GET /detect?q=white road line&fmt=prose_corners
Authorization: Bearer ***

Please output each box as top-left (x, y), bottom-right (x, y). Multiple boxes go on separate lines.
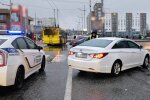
top-left (64, 68), bottom-right (73, 100)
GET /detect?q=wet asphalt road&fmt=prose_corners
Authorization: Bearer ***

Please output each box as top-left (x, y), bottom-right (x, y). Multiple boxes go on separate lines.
top-left (0, 45), bottom-right (150, 100)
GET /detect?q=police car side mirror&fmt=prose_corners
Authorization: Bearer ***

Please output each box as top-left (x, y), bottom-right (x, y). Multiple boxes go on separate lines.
top-left (37, 46), bottom-right (43, 51)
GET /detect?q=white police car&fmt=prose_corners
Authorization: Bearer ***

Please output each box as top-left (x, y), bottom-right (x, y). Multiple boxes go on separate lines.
top-left (0, 32), bottom-right (45, 89)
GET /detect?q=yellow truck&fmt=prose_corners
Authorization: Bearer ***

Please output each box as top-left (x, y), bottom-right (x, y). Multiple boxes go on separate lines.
top-left (42, 27), bottom-right (67, 45)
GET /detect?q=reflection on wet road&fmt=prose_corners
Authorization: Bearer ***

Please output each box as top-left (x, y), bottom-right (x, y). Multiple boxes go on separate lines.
top-left (44, 45), bottom-right (67, 54)
top-left (44, 45), bottom-right (68, 63)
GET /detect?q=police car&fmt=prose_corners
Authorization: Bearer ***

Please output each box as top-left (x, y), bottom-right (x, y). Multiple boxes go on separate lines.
top-left (0, 30), bottom-right (45, 89)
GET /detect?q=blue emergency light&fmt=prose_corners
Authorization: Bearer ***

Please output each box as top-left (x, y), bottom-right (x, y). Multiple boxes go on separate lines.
top-left (7, 30), bottom-right (25, 35)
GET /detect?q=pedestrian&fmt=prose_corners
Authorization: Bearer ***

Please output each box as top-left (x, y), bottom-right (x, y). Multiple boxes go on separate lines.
top-left (73, 35), bottom-right (76, 39)
top-left (91, 31), bottom-right (97, 39)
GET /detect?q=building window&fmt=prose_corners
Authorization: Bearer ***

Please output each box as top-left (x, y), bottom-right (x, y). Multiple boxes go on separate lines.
top-left (98, 8), bottom-right (101, 10)
top-left (0, 15), bottom-right (7, 21)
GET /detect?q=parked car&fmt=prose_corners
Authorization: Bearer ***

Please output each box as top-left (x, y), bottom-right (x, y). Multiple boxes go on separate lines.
top-left (70, 36), bottom-right (89, 47)
top-left (68, 37), bottom-right (149, 76)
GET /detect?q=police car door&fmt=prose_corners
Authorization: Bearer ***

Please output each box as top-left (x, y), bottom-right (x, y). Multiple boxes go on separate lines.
top-left (13, 37), bottom-right (34, 73)
top-left (24, 37), bottom-right (42, 69)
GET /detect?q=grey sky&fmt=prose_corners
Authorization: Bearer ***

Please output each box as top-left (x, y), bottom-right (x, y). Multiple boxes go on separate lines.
top-left (1, 0), bottom-right (150, 29)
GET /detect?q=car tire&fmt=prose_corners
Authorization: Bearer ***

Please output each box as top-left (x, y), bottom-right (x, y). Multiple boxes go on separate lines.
top-left (39, 56), bottom-right (46, 72)
top-left (142, 56), bottom-right (149, 68)
top-left (111, 61), bottom-right (122, 76)
top-left (14, 67), bottom-right (24, 89)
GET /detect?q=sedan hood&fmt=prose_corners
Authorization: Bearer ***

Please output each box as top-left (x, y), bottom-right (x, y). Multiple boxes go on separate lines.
top-left (70, 46), bottom-right (107, 54)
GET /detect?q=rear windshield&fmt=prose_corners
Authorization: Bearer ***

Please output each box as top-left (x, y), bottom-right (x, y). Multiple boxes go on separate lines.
top-left (44, 29), bottom-right (53, 35)
top-left (0, 39), bottom-right (7, 45)
top-left (79, 39), bottom-right (112, 48)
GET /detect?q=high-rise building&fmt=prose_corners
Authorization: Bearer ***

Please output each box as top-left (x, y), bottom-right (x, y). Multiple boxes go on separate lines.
top-left (118, 13), bottom-right (126, 32)
top-left (126, 13), bottom-right (132, 34)
top-left (104, 13), bottom-right (111, 33)
top-left (104, 12), bottom-right (147, 37)
top-left (140, 13), bottom-right (147, 35)
top-left (111, 13), bottom-right (118, 36)
top-left (87, 1), bottom-right (147, 36)
top-left (94, 0), bottom-right (104, 20)
top-left (132, 13), bottom-right (140, 32)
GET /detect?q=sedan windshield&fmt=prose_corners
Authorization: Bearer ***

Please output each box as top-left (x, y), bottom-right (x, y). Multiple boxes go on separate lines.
top-left (79, 39), bottom-right (112, 48)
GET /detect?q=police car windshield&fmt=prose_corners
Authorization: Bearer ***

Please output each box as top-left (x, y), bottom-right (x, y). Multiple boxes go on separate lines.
top-left (0, 39), bottom-right (7, 45)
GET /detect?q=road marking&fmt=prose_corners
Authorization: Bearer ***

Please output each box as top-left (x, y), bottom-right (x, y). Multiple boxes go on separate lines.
top-left (64, 68), bottom-right (73, 100)
top-left (51, 54), bottom-right (67, 63)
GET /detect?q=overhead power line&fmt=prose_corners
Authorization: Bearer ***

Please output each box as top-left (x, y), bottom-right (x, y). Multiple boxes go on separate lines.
top-left (48, 0), bottom-right (58, 9)
top-left (46, 0), bottom-right (54, 9)
top-left (45, 0), bottom-right (60, 27)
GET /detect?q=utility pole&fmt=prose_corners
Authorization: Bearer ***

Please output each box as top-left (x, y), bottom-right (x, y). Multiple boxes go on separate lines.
top-left (10, 0), bottom-right (12, 30)
top-left (57, 9), bottom-right (59, 27)
top-left (54, 9), bottom-right (56, 27)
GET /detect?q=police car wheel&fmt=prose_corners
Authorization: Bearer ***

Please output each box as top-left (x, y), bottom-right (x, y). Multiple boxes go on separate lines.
top-left (39, 56), bottom-right (46, 72)
top-left (14, 67), bottom-right (24, 89)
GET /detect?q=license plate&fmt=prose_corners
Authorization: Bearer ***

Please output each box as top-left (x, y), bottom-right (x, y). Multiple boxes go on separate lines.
top-left (76, 53), bottom-right (87, 58)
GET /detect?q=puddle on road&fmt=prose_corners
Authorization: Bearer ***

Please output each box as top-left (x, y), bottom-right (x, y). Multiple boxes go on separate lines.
top-left (44, 45), bottom-right (67, 52)
top-left (44, 45), bottom-right (68, 63)
top-left (51, 54), bottom-right (67, 63)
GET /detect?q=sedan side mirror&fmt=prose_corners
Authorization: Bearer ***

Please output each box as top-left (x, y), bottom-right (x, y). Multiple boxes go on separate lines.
top-left (139, 45), bottom-right (143, 49)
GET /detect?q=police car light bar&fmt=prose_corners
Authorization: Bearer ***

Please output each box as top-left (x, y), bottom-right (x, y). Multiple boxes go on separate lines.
top-left (8, 31), bottom-right (24, 34)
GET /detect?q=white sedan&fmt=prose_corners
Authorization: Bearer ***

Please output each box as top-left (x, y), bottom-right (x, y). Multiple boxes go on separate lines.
top-left (68, 37), bottom-right (149, 76)
top-left (0, 35), bottom-right (45, 89)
